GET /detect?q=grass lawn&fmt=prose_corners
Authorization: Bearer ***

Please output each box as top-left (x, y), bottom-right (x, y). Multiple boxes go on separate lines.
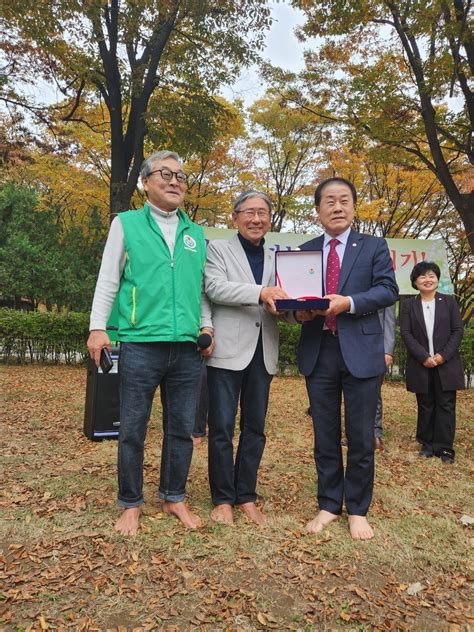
top-left (1, 365), bottom-right (473, 631)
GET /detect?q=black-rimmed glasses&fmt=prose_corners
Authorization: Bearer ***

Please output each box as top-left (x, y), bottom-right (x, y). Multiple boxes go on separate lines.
top-left (148, 168), bottom-right (187, 184)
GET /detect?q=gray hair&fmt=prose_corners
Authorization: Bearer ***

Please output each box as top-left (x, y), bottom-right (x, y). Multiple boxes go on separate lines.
top-left (233, 190), bottom-right (272, 213)
top-left (140, 150), bottom-right (183, 178)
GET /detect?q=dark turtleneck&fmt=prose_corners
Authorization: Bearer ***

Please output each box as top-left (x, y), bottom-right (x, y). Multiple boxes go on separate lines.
top-left (238, 232), bottom-right (265, 284)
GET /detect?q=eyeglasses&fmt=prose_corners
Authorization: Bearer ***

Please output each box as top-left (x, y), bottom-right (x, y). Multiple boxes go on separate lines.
top-left (235, 208), bottom-right (271, 219)
top-left (148, 168), bottom-right (187, 184)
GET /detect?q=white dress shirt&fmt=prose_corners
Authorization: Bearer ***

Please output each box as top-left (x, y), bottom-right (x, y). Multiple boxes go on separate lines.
top-left (322, 227), bottom-right (355, 313)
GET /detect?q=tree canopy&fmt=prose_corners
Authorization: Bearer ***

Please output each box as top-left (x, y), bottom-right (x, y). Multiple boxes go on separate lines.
top-left (248, 91), bottom-right (327, 231)
top-left (289, 0), bottom-right (473, 251)
top-left (1, 0), bottom-right (272, 218)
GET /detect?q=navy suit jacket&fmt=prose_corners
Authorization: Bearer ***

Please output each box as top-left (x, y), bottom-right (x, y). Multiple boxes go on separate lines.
top-left (297, 230), bottom-right (398, 378)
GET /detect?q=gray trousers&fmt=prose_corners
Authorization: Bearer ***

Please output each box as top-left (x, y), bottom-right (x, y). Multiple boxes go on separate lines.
top-left (374, 373), bottom-right (385, 438)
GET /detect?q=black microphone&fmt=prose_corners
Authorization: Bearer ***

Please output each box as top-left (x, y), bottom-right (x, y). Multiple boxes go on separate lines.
top-left (197, 333), bottom-right (213, 350)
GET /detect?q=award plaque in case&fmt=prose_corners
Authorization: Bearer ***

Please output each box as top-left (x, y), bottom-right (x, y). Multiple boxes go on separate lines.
top-left (274, 250), bottom-right (330, 311)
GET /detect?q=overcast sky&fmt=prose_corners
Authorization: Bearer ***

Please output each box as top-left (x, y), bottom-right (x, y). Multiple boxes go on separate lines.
top-left (221, 2), bottom-right (312, 105)
top-left (24, 2), bottom-right (310, 108)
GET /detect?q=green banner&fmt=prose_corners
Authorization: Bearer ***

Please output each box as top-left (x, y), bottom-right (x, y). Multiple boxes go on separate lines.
top-left (203, 228), bottom-right (453, 295)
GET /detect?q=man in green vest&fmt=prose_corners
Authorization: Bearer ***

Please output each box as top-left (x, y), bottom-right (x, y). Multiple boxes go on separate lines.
top-left (87, 150), bottom-right (213, 535)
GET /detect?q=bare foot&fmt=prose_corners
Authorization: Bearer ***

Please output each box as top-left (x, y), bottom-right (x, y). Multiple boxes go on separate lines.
top-left (348, 515), bottom-right (374, 540)
top-left (162, 501), bottom-right (203, 529)
top-left (305, 510), bottom-right (339, 534)
top-left (237, 502), bottom-right (267, 525)
top-left (114, 507), bottom-right (141, 536)
top-left (210, 504), bottom-right (234, 525)
top-left (192, 436), bottom-right (203, 447)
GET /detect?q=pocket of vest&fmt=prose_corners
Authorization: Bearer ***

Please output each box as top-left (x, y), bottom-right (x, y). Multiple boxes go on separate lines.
top-left (131, 286), bottom-right (137, 326)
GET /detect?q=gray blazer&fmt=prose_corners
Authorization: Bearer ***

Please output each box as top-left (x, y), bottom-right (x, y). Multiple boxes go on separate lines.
top-left (379, 304), bottom-right (396, 356)
top-left (204, 234), bottom-right (279, 374)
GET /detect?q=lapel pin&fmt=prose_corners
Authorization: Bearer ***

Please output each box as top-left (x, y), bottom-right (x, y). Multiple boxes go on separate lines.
top-left (352, 242), bottom-right (357, 247)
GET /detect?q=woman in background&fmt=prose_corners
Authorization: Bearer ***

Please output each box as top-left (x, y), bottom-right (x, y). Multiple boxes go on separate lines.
top-left (400, 262), bottom-right (464, 464)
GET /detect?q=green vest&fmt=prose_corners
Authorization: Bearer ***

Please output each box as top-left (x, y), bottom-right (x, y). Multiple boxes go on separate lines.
top-left (116, 204), bottom-right (206, 343)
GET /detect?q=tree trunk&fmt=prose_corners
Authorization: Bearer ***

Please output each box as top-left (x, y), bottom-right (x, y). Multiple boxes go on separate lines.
top-left (110, 180), bottom-right (131, 221)
top-left (455, 191), bottom-right (474, 254)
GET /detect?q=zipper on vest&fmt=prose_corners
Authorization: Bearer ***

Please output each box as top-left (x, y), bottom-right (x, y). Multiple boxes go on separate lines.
top-left (171, 257), bottom-right (177, 337)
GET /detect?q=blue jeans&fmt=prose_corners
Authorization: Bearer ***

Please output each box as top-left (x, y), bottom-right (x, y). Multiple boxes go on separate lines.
top-left (117, 341), bottom-right (201, 507)
top-left (192, 363), bottom-right (208, 438)
top-left (207, 337), bottom-right (273, 506)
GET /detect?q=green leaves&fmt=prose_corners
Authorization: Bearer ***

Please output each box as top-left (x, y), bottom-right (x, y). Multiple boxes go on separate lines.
top-left (0, 182), bottom-right (107, 312)
top-left (0, 308), bottom-right (89, 363)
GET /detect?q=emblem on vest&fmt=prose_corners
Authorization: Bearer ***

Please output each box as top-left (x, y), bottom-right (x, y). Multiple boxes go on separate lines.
top-left (183, 235), bottom-right (197, 252)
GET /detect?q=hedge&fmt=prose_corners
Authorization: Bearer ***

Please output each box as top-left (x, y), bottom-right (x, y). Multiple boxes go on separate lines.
top-left (1, 309), bottom-right (472, 388)
top-left (0, 308), bottom-right (89, 364)
top-left (278, 320), bottom-right (473, 387)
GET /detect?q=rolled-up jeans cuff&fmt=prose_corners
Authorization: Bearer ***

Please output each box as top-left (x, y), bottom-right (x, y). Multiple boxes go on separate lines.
top-left (117, 498), bottom-right (144, 509)
top-left (158, 490), bottom-right (185, 503)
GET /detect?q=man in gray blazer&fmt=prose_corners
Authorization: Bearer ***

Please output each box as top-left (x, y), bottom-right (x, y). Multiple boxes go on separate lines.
top-left (374, 304), bottom-right (396, 451)
top-left (204, 190), bottom-right (288, 525)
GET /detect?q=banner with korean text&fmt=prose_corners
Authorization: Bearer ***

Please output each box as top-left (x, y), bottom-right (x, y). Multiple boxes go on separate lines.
top-left (203, 228), bottom-right (453, 295)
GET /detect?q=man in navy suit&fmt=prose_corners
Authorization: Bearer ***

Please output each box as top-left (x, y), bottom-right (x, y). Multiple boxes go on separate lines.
top-left (296, 178), bottom-right (398, 539)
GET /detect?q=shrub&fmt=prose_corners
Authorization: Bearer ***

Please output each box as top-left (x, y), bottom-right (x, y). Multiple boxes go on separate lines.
top-left (460, 323), bottom-right (473, 388)
top-left (2, 308), bottom-right (471, 387)
top-left (277, 318), bottom-right (472, 387)
top-left (0, 308), bottom-right (89, 364)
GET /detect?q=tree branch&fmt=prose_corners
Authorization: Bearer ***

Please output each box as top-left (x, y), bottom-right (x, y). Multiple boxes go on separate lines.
top-left (61, 80), bottom-right (86, 121)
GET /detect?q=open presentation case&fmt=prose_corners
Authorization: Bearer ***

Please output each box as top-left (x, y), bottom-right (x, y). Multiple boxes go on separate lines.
top-left (274, 250), bottom-right (330, 311)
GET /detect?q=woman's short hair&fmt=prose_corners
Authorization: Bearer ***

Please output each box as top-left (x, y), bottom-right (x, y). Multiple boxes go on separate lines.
top-left (314, 177), bottom-right (357, 206)
top-left (233, 190), bottom-right (272, 213)
top-left (140, 150), bottom-right (183, 178)
top-left (410, 261), bottom-right (441, 290)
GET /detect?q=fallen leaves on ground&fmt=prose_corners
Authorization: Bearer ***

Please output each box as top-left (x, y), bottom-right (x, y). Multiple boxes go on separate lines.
top-left (1, 365), bottom-right (472, 630)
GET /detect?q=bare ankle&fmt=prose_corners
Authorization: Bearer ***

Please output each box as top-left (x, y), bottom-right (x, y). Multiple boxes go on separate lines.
top-left (114, 507), bottom-right (141, 536)
top-left (305, 510), bottom-right (339, 534)
top-left (211, 504), bottom-right (234, 525)
top-left (236, 502), bottom-right (267, 525)
top-left (163, 501), bottom-right (202, 529)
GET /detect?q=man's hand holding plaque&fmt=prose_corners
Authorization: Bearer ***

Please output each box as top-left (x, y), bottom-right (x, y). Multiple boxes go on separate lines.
top-left (295, 294), bottom-right (351, 322)
top-left (260, 286), bottom-right (290, 315)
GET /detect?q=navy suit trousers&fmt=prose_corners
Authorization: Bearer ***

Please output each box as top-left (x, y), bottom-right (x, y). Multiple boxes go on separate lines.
top-left (207, 336), bottom-right (272, 506)
top-left (306, 333), bottom-right (380, 516)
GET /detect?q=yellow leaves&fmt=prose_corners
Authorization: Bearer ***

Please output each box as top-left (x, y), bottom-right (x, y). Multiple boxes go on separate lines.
top-left (325, 145), bottom-right (448, 236)
top-left (20, 150), bottom-right (109, 229)
top-left (357, 198), bottom-right (386, 221)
